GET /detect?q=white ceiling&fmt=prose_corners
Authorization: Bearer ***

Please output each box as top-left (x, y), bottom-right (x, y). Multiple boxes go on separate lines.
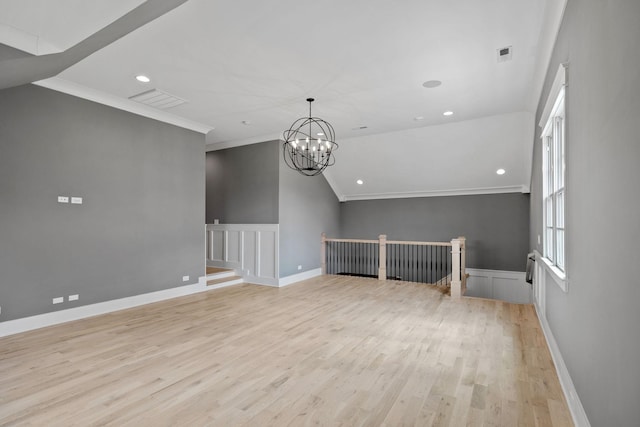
top-left (0, 0), bottom-right (144, 54)
top-left (0, 0), bottom-right (565, 201)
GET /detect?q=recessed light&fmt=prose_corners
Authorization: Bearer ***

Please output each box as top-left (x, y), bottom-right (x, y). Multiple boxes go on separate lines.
top-left (422, 80), bottom-right (442, 88)
top-left (135, 75), bottom-right (151, 83)
top-left (496, 168), bottom-right (506, 175)
top-left (443, 111), bottom-right (454, 116)
top-left (414, 116), bottom-right (424, 121)
top-left (356, 179), bottom-right (364, 185)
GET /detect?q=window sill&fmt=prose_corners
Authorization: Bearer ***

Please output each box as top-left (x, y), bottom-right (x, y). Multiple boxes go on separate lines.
top-left (535, 251), bottom-right (568, 292)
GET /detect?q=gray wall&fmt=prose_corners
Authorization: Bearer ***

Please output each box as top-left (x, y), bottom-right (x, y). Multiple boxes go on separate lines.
top-left (340, 193), bottom-right (530, 271)
top-left (279, 156), bottom-right (340, 277)
top-left (0, 84), bottom-right (205, 322)
top-left (530, 1), bottom-right (640, 425)
top-left (206, 141), bottom-right (279, 224)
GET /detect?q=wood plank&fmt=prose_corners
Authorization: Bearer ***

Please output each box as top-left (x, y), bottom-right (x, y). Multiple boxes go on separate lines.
top-left (0, 275), bottom-right (573, 426)
top-left (206, 266), bottom-right (231, 274)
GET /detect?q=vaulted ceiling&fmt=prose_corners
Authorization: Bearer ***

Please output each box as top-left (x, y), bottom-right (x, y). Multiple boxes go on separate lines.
top-left (0, 0), bottom-right (566, 201)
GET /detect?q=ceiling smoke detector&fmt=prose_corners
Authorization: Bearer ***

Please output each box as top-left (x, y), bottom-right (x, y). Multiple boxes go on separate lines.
top-left (497, 46), bottom-right (513, 62)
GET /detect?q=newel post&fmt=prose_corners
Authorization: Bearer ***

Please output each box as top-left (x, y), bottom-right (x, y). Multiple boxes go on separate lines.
top-left (378, 234), bottom-right (387, 280)
top-left (458, 236), bottom-right (467, 294)
top-left (451, 238), bottom-right (462, 298)
top-left (321, 232), bottom-right (327, 275)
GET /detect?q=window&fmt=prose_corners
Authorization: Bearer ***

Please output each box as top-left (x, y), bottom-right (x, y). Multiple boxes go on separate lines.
top-left (540, 64), bottom-right (567, 275)
top-left (542, 100), bottom-right (565, 270)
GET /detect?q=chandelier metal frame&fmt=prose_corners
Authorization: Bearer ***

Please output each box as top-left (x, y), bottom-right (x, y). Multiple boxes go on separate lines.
top-left (282, 98), bottom-right (338, 176)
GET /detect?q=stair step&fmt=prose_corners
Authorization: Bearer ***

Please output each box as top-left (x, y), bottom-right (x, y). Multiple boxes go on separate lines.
top-left (206, 266), bottom-right (232, 275)
top-left (207, 275), bottom-right (242, 286)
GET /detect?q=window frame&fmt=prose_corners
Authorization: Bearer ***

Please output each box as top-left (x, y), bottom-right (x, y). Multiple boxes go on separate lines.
top-left (538, 64), bottom-right (568, 291)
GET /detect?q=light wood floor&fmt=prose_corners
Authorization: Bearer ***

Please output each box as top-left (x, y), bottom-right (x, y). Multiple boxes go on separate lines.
top-left (206, 266), bottom-right (230, 275)
top-left (0, 276), bottom-right (572, 426)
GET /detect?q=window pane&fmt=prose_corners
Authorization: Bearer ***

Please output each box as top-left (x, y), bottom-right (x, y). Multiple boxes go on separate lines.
top-left (557, 117), bottom-right (565, 190)
top-left (546, 228), bottom-right (554, 261)
top-left (545, 196), bottom-right (554, 227)
top-left (547, 138), bottom-right (554, 194)
top-left (556, 190), bottom-right (565, 229)
top-left (556, 229), bottom-right (565, 271)
top-left (554, 117), bottom-right (562, 191)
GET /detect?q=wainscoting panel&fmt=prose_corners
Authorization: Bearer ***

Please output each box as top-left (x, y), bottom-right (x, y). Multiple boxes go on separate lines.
top-left (206, 224), bottom-right (279, 286)
top-left (243, 231), bottom-right (257, 276)
top-left (466, 274), bottom-right (491, 299)
top-left (258, 231), bottom-right (277, 279)
top-left (210, 230), bottom-right (225, 261)
top-left (227, 230), bottom-right (241, 264)
top-left (465, 268), bottom-right (531, 304)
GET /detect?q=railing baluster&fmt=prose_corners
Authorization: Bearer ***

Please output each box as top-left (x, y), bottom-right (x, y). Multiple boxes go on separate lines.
top-left (321, 235), bottom-right (464, 296)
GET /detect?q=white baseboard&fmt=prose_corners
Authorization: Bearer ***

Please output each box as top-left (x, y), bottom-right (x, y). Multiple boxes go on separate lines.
top-left (278, 268), bottom-right (322, 287)
top-left (534, 303), bottom-right (591, 427)
top-left (243, 275), bottom-right (279, 287)
top-left (0, 280), bottom-right (212, 338)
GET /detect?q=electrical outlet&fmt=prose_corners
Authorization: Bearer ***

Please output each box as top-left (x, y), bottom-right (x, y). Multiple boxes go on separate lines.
top-left (57, 196), bottom-right (69, 203)
top-left (52, 297), bottom-right (64, 304)
top-left (71, 197), bottom-right (83, 204)
top-left (297, 265), bottom-right (302, 270)
top-left (69, 294), bottom-right (79, 301)
top-left (182, 275), bottom-right (189, 282)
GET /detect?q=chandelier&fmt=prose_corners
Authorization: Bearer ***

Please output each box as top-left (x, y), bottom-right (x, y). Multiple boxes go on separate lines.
top-left (282, 98), bottom-right (338, 176)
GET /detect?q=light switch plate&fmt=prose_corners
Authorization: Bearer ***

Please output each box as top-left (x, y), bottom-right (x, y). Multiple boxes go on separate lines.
top-left (182, 276), bottom-right (189, 282)
top-left (71, 197), bottom-right (83, 204)
top-left (57, 196), bottom-right (69, 203)
top-left (52, 297), bottom-right (64, 304)
top-left (69, 294), bottom-right (79, 301)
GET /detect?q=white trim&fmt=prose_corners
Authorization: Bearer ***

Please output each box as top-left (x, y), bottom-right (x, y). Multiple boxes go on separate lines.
top-left (33, 77), bottom-right (213, 134)
top-left (204, 277), bottom-right (244, 290)
top-left (465, 268), bottom-right (531, 304)
top-left (224, 268), bottom-right (321, 288)
top-left (534, 250), bottom-right (568, 292)
top-left (0, 280), bottom-right (212, 338)
top-left (523, 115), bottom-right (536, 195)
top-left (539, 63), bottom-right (568, 129)
top-left (206, 223), bottom-right (280, 284)
top-left (278, 268), bottom-right (322, 287)
top-left (342, 185), bottom-right (528, 201)
top-left (534, 303), bottom-right (591, 427)
top-left (244, 276), bottom-right (279, 287)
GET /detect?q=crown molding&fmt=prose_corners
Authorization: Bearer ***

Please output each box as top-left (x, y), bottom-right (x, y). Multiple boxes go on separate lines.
top-left (33, 77), bottom-right (213, 134)
top-left (341, 185), bottom-right (528, 202)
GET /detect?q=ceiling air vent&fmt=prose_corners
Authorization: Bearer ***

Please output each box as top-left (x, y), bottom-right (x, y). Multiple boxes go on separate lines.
top-left (497, 45), bottom-right (513, 62)
top-left (129, 89), bottom-right (186, 109)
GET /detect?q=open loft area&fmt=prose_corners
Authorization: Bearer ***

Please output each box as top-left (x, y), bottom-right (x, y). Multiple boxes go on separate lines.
top-left (1, 1), bottom-right (640, 426)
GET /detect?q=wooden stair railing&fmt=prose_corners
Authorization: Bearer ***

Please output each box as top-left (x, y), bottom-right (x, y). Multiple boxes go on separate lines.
top-left (321, 233), bottom-right (467, 298)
